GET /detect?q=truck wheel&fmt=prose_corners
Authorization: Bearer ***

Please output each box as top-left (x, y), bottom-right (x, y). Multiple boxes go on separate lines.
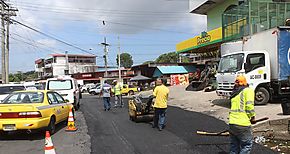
top-left (128, 90), bottom-right (134, 96)
top-left (255, 87), bottom-right (270, 105)
top-left (91, 91), bottom-right (96, 95)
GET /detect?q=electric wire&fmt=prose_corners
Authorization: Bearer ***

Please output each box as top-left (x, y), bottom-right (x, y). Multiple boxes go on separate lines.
top-left (10, 19), bottom-right (96, 55)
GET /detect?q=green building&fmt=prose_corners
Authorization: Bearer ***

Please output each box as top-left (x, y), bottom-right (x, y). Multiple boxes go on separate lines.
top-left (177, 0), bottom-right (290, 62)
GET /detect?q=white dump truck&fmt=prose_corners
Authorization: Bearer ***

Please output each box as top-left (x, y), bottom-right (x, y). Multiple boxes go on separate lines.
top-left (216, 26), bottom-right (290, 105)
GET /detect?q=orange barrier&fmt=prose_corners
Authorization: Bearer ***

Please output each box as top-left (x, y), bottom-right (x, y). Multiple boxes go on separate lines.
top-left (65, 107), bottom-right (77, 132)
top-left (45, 131), bottom-right (56, 154)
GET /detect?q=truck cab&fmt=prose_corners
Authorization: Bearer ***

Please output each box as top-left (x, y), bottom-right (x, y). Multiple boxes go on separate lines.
top-left (216, 51), bottom-right (271, 105)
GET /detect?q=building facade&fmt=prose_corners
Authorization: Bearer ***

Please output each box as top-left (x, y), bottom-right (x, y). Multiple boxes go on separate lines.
top-left (177, 0), bottom-right (290, 63)
top-left (35, 54), bottom-right (96, 79)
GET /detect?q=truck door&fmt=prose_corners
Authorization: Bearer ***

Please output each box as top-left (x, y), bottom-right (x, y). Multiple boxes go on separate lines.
top-left (245, 53), bottom-right (268, 87)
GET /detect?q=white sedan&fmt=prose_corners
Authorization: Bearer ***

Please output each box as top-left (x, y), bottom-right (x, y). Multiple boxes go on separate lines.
top-left (88, 86), bottom-right (101, 95)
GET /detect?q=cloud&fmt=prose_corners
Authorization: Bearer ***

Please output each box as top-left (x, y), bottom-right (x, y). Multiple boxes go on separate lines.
top-left (12, 0), bottom-right (206, 35)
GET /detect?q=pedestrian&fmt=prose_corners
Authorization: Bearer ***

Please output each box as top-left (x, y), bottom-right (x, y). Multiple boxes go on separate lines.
top-left (112, 80), bottom-right (123, 107)
top-left (152, 78), bottom-right (169, 131)
top-left (229, 75), bottom-right (256, 154)
top-left (100, 80), bottom-right (112, 111)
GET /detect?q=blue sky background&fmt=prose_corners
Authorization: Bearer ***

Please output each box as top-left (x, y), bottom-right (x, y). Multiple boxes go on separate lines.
top-left (8, 0), bottom-right (206, 72)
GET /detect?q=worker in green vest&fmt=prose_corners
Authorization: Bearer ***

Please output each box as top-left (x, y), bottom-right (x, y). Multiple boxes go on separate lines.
top-left (112, 80), bottom-right (123, 107)
top-left (229, 75), bottom-right (256, 154)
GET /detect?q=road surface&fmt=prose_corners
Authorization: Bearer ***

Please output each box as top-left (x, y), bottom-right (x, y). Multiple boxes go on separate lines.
top-left (82, 95), bottom-right (276, 154)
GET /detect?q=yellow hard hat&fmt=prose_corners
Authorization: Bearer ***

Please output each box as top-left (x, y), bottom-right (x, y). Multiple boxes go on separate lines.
top-left (235, 75), bottom-right (247, 86)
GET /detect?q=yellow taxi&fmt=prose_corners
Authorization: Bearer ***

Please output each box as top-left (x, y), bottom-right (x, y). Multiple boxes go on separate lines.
top-left (0, 90), bottom-right (73, 134)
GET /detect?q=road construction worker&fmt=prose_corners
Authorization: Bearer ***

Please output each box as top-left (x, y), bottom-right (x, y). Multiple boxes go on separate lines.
top-left (100, 80), bottom-right (112, 111)
top-left (112, 80), bottom-right (123, 107)
top-left (152, 78), bottom-right (169, 131)
top-left (229, 75), bottom-right (256, 154)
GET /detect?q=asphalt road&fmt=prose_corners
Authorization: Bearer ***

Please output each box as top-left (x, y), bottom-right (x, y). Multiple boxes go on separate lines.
top-left (81, 95), bottom-right (276, 154)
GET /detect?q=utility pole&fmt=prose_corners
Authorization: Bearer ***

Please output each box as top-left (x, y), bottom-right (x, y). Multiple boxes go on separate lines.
top-left (101, 37), bottom-right (109, 78)
top-left (0, 1), bottom-right (17, 83)
top-left (117, 36), bottom-right (121, 83)
top-left (1, 3), bottom-right (5, 83)
top-left (65, 51), bottom-right (69, 75)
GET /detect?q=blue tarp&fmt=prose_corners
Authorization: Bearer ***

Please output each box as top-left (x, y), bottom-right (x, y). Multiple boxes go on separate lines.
top-left (278, 28), bottom-right (290, 80)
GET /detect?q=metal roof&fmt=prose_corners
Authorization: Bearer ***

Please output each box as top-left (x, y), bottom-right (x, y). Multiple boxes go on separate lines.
top-left (156, 66), bottom-right (188, 74)
top-left (190, 0), bottom-right (226, 15)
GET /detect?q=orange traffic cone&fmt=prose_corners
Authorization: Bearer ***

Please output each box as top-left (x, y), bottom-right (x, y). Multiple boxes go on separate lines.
top-left (45, 131), bottom-right (56, 154)
top-left (65, 107), bottom-right (77, 132)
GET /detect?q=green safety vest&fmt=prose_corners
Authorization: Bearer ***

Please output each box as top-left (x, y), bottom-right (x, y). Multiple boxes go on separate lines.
top-left (112, 84), bottom-right (122, 95)
top-left (229, 87), bottom-right (256, 126)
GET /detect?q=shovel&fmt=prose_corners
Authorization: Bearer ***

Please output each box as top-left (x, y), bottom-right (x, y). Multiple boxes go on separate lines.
top-left (196, 117), bottom-right (269, 136)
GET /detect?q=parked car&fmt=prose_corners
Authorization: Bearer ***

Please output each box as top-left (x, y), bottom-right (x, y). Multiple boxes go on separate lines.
top-left (0, 90), bottom-right (73, 134)
top-left (46, 76), bottom-right (81, 110)
top-left (89, 86), bottom-right (101, 95)
top-left (121, 84), bottom-right (138, 96)
top-left (0, 84), bottom-right (25, 102)
top-left (81, 83), bottom-right (100, 93)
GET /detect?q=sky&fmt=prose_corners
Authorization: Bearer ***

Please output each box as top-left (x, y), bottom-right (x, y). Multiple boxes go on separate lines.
top-left (7, 0), bottom-right (206, 72)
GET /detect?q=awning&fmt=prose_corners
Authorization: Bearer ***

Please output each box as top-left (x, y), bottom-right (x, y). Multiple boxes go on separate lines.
top-left (130, 75), bottom-right (151, 81)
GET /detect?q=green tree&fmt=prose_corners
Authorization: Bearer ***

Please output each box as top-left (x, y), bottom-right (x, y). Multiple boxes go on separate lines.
top-left (155, 52), bottom-right (178, 63)
top-left (116, 53), bottom-right (133, 68)
top-left (142, 61), bottom-right (154, 65)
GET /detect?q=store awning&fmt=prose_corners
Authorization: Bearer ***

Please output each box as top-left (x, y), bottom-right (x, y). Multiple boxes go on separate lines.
top-left (130, 75), bottom-right (151, 81)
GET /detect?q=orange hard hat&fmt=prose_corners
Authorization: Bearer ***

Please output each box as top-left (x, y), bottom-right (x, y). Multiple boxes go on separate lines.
top-left (235, 75), bottom-right (247, 86)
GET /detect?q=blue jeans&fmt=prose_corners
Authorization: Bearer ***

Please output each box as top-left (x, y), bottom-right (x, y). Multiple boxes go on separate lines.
top-left (229, 124), bottom-right (253, 154)
top-left (153, 108), bottom-right (167, 129)
top-left (103, 97), bottom-right (111, 110)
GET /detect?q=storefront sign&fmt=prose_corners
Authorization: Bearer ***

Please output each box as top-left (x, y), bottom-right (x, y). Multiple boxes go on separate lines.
top-left (82, 74), bottom-right (92, 78)
top-left (170, 74), bottom-right (189, 86)
top-left (176, 27), bottom-right (222, 53)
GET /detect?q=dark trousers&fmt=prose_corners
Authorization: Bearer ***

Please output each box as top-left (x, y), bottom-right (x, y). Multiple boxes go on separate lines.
top-left (103, 97), bottom-right (111, 110)
top-left (229, 124), bottom-right (253, 154)
top-left (153, 108), bottom-right (167, 129)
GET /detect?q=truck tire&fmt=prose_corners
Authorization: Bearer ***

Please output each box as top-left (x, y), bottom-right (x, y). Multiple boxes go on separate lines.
top-left (255, 87), bottom-right (270, 105)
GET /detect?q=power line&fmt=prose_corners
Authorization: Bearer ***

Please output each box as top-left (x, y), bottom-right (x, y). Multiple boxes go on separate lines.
top-left (15, 2), bottom-right (188, 14)
top-left (10, 19), bottom-right (96, 55)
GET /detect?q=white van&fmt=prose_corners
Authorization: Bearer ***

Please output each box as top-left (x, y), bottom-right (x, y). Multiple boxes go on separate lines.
top-left (46, 76), bottom-right (81, 110)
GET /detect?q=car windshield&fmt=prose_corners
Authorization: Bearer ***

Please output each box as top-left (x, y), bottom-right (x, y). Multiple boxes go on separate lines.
top-left (1, 92), bottom-right (44, 104)
top-left (0, 86), bottom-right (25, 95)
top-left (218, 53), bottom-right (244, 73)
top-left (48, 80), bottom-right (73, 90)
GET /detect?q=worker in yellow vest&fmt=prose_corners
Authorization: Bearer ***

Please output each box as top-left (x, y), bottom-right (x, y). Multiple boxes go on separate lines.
top-left (112, 80), bottom-right (123, 108)
top-left (229, 75), bottom-right (256, 154)
top-left (152, 78), bottom-right (169, 131)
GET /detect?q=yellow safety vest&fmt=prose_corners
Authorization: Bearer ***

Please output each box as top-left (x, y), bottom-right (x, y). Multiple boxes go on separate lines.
top-left (229, 87), bottom-right (256, 126)
top-left (112, 83), bottom-right (122, 95)
top-left (153, 85), bottom-right (169, 108)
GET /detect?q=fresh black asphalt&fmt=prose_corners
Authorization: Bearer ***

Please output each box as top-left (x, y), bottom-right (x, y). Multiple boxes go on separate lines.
top-left (81, 95), bottom-right (277, 154)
